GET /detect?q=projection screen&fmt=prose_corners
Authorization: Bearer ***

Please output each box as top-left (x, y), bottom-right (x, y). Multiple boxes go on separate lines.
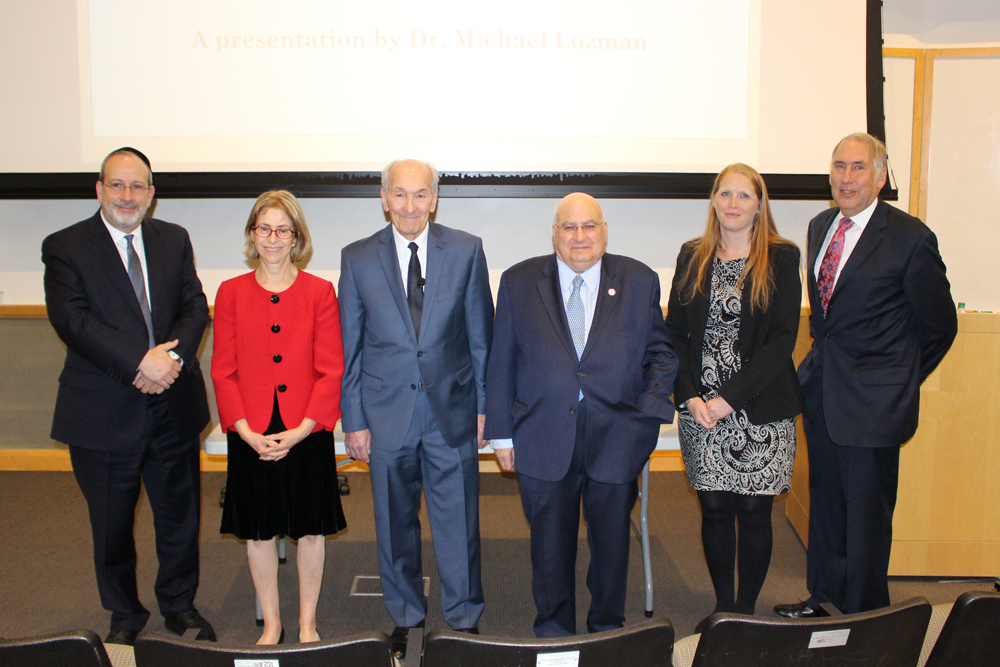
top-left (0, 0), bottom-right (881, 197)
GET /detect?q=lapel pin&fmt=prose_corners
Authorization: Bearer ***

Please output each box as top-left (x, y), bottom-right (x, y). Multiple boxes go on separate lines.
top-left (608, 288), bottom-right (617, 296)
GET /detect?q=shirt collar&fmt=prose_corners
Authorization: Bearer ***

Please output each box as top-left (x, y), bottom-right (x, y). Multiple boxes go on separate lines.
top-left (556, 256), bottom-right (602, 293)
top-left (836, 197), bottom-right (879, 232)
top-left (391, 222), bottom-right (430, 255)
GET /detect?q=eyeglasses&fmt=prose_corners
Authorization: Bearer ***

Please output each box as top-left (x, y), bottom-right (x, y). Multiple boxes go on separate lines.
top-left (102, 181), bottom-right (149, 195)
top-left (555, 221), bottom-right (605, 235)
top-left (253, 225), bottom-right (295, 239)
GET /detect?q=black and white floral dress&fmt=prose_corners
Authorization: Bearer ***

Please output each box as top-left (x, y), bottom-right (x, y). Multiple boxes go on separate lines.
top-left (677, 257), bottom-right (796, 495)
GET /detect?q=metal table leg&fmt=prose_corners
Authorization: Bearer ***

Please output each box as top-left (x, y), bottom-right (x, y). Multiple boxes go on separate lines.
top-left (629, 459), bottom-right (653, 617)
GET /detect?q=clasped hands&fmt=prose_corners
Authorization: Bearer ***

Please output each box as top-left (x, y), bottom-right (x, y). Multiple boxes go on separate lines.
top-left (235, 418), bottom-right (315, 462)
top-left (132, 340), bottom-right (181, 394)
top-left (686, 396), bottom-right (735, 430)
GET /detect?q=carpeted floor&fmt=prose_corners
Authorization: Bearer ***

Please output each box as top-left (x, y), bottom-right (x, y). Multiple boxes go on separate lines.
top-left (0, 470), bottom-right (993, 645)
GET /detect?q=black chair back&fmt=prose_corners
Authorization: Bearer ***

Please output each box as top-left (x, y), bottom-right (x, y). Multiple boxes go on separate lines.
top-left (924, 590), bottom-right (1000, 667)
top-left (133, 630), bottom-right (393, 667)
top-left (691, 597), bottom-right (932, 667)
top-left (0, 629), bottom-right (112, 667)
top-left (423, 617), bottom-right (674, 667)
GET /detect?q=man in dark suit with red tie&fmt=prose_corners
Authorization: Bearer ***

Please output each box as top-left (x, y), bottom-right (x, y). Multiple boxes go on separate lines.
top-left (485, 193), bottom-right (678, 637)
top-left (775, 133), bottom-right (957, 618)
top-left (42, 148), bottom-right (215, 645)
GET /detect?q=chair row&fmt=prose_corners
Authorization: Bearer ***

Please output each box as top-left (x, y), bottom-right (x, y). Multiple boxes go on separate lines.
top-left (1, 590), bottom-right (996, 667)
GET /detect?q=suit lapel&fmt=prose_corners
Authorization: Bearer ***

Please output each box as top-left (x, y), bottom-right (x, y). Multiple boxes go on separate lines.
top-left (582, 256), bottom-right (620, 361)
top-left (693, 260), bottom-right (712, 346)
top-left (830, 200), bottom-right (887, 303)
top-left (537, 255), bottom-right (578, 361)
top-left (376, 225), bottom-right (417, 342)
top-left (141, 218), bottom-right (163, 328)
top-left (85, 214), bottom-right (145, 324)
top-left (418, 223), bottom-right (445, 341)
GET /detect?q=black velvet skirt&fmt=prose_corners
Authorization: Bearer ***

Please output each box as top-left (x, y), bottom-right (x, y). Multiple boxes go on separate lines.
top-left (220, 396), bottom-right (346, 540)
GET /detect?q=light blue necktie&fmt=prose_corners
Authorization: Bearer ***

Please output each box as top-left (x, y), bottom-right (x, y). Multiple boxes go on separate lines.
top-left (567, 275), bottom-right (586, 401)
top-left (124, 234), bottom-right (155, 349)
top-left (567, 275), bottom-right (586, 359)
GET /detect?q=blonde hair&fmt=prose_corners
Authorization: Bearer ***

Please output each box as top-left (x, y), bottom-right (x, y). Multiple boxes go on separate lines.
top-left (677, 163), bottom-right (794, 312)
top-left (243, 190), bottom-right (312, 262)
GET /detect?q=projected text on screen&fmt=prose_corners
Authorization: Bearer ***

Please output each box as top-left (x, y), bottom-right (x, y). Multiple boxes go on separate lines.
top-left (87, 0), bottom-right (751, 141)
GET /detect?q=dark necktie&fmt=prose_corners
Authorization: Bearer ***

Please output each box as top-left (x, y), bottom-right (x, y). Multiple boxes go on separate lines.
top-left (407, 241), bottom-right (423, 339)
top-left (124, 234), bottom-right (155, 349)
top-left (816, 217), bottom-right (853, 317)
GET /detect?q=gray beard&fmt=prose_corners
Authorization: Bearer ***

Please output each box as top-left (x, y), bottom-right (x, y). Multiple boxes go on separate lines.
top-left (101, 205), bottom-right (144, 233)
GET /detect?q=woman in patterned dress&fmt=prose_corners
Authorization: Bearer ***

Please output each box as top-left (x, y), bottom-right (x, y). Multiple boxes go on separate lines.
top-left (665, 164), bottom-right (804, 630)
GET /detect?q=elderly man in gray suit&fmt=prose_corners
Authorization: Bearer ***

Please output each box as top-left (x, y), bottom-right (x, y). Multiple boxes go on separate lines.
top-left (339, 159), bottom-right (493, 655)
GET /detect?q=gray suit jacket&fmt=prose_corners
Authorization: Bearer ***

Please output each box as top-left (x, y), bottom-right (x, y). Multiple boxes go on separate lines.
top-left (339, 222), bottom-right (494, 449)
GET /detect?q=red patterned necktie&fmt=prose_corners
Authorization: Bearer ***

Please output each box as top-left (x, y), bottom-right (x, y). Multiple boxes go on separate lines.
top-left (817, 217), bottom-right (853, 316)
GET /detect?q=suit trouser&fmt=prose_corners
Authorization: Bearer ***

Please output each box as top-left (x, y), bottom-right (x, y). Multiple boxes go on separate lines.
top-left (804, 404), bottom-right (900, 613)
top-left (368, 390), bottom-right (484, 629)
top-left (69, 394), bottom-right (202, 631)
top-left (517, 399), bottom-right (639, 637)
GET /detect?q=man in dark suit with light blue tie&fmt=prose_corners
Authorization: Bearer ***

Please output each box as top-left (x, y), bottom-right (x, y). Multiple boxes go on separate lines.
top-left (774, 133), bottom-right (956, 618)
top-left (339, 159), bottom-right (493, 654)
top-left (42, 148), bottom-right (215, 646)
top-left (485, 193), bottom-right (678, 637)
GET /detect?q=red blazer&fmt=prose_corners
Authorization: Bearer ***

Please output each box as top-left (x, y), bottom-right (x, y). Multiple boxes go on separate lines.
top-left (212, 271), bottom-right (344, 434)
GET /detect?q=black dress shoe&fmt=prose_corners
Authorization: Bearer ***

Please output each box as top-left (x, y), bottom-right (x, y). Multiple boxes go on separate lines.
top-left (453, 627), bottom-right (480, 634)
top-left (105, 627), bottom-right (139, 646)
top-left (255, 627), bottom-right (284, 646)
top-left (773, 601), bottom-right (825, 619)
top-left (163, 610), bottom-right (217, 642)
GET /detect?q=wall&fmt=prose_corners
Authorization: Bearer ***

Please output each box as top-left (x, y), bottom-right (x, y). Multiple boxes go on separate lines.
top-left (4, 0), bottom-right (1000, 450)
top-left (2, 197), bottom-right (824, 308)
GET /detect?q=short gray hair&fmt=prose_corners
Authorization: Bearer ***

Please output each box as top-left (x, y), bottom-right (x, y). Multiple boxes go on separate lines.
top-left (381, 159), bottom-right (439, 194)
top-left (831, 133), bottom-right (888, 181)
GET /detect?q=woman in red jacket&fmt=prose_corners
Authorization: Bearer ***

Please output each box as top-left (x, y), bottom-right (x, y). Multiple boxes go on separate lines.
top-left (212, 190), bottom-right (346, 645)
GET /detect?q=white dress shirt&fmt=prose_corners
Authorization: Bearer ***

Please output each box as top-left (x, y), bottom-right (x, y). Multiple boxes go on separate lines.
top-left (102, 213), bottom-right (151, 311)
top-left (813, 198), bottom-right (879, 290)
top-left (392, 224), bottom-right (429, 296)
top-left (493, 257), bottom-right (603, 450)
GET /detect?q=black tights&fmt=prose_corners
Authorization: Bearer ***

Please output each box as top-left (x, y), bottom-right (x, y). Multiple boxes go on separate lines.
top-left (696, 490), bottom-right (774, 615)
